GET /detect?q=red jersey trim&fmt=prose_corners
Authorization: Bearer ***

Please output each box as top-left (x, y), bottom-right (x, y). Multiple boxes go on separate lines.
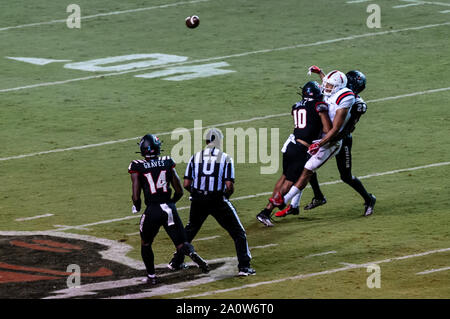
top-left (336, 91), bottom-right (354, 105)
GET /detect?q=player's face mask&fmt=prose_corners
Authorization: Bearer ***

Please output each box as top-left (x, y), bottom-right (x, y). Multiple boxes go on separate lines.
top-left (322, 82), bottom-right (334, 96)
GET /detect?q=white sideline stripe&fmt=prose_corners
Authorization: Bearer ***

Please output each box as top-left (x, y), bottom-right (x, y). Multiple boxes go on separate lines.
top-left (15, 213), bottom-right (54, 221)
top-left (180, 248), bottom-right (450, 298)
top-left (305, 251), bottom-right (337, 258)
top-left (416, 266), bottom-right (450, 275)
top-left (45, 161), bottom-right (450, 232)
top-left (1, 86), bottom-right (449, 162)
top-left (441, 9), bottom-right (450, 12)
top-left (1, 22), bottom-right (449, 94)
top-left (0, 0), bottom-right (210, 32)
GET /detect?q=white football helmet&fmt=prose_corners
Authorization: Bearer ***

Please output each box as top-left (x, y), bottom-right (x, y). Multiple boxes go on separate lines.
top-left (322, 70), bottom-right (347, 97)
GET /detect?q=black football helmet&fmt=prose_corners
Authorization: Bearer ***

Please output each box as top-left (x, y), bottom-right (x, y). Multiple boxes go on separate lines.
top-left (346, 70), bottom-right (366, 94)
top-left (139, 134), bottom-right (161, 157)
top-left (300, 81), bottom-right (322, 101)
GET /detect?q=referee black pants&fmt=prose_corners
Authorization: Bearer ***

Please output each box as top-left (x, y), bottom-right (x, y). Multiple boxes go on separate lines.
top-left (171, 197), bottom-right (252, 269)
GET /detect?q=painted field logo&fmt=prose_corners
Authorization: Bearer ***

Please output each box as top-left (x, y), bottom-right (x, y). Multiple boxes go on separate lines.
top-left (6, 54), bottom-right (235, 81)
top-left (0, 234), bottom-right (235, 299)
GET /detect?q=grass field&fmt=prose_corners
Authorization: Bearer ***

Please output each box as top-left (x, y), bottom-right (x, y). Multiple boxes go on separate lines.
top-left (0, 0), bottom-right (449, 299)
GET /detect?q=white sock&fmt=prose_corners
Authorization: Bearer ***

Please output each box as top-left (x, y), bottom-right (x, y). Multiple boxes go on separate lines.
top-left (290, 191), bottom-right (303, 208)
top-left (284, 186), bottom-right (300, 204)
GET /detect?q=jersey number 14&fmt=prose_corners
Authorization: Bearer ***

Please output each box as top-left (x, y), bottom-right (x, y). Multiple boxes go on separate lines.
top-left (144, 171), bottom-right (168, 194)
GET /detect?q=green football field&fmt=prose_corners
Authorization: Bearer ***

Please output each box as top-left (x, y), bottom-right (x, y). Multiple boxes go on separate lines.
top-left (0, 0), bottom-right (449, 299)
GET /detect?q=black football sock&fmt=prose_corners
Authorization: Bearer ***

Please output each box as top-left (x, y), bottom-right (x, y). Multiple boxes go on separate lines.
top-left (141, 244), bottom-right (155, 275)
top-left (347, 177), bottom-right (371, 204)
top-left (309, 172), bottom-right (325, 200)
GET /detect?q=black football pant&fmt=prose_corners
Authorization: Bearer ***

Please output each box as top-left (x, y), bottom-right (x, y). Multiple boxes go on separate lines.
top-left (171, 198), bottom-right (252, 269)
top-left (309, 135), bottom-right (372, 204)
top-left (140, 202), bottom-right (195, 275)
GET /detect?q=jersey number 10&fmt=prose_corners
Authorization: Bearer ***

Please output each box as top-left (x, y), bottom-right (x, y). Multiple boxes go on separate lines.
top-left (293, 109), bottom-right (307, 129)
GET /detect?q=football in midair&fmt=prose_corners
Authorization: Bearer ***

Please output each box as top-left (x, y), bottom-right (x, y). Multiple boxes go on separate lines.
top-left (185, 15), bottom-right (200, 29)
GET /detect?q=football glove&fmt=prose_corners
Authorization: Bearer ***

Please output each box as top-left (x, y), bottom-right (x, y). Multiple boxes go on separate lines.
top-left (308, 142), bottom-right (320, 155)
top-left (308, 65), bottom-right (322, 76)
top-left (132, 198), bottom-right (141, 214)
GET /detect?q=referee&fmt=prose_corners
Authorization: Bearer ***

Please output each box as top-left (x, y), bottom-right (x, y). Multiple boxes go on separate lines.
top-left (168, 128), bottom-right (255, 276)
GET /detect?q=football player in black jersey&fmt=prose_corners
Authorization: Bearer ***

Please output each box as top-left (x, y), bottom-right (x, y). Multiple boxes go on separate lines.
top-left (305, 67), bottom-right (376, 216)
top-left (256, 81), bottom-right (332, 227)
top-left (128, 134), bottom-right (209, 285)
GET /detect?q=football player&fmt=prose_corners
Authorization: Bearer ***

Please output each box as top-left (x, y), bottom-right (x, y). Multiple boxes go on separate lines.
top-left (271, 70), bottom-right (356, 212)
top-left (128, 134), bottom-right (210, 285)
top-left (303, 66), bottom-right (376, 216)
top-left (256, 81), bottom-right (332, 226)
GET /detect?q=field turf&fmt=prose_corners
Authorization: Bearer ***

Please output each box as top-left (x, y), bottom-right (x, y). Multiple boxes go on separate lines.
top-left (0, 0), bottom-right (449, 299)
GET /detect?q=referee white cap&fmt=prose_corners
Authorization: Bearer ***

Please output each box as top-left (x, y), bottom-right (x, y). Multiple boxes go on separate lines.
top-left (204, 127), bottom-right (223, 148)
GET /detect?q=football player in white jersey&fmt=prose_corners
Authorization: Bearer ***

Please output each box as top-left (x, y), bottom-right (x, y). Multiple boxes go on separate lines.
top-left (270, 70), bottom-right (355, 210)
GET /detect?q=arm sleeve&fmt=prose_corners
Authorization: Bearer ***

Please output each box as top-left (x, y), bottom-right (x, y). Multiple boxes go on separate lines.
top-left (224, 156), bottom-right (235, 182)
top-left (184, 155), bottom-right (194, 180)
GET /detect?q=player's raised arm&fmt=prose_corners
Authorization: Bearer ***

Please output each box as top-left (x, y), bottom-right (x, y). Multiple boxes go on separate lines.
top-left (308, 65), bottom-right (326, 80)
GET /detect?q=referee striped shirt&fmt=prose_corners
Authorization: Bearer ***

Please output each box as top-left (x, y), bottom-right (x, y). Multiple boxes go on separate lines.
top-left (184, 147), bottom-right (235, 193)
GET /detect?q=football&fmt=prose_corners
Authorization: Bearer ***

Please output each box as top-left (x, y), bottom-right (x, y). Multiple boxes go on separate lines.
top-left (185, 15), bottom-right (200, 28)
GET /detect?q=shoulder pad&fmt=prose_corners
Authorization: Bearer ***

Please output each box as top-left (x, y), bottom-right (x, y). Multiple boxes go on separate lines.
top-left (315, 101), bottom-right (328, 112)
top-left (128, 160), bottom-right (145, 174)
top-left (336, 90), bottom-right (355, 105)
top-left (354, 97), bottom-right (367, 114)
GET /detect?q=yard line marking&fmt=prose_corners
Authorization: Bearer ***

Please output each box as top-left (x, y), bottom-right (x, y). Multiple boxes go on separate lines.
top-left (15, 214), bottom-right (54, 221)
top-left (394, 3), bottom-right (426, 8)
top-left (305, 251), bottom-right (337, 258)
top-left (0, 0), bottom-right (210, 32)
top-left (441, 9), bottom-right (450, 12)
top-left (44, 161), bottom-right (450, 232)
top-left (180, 248), bottom-right (450, 298)
top-left (249, 244), bottom-right (278, 249)
top-left (1, 22), bottom-right (449, 94)
top-left (416, 266), bottom-right (450, 275)
top-left (193, 235), bottom-right (221, 242)
top-left (1, 85), bottom-right (449, 162)
top-left (346, 0), bottom-right (371, 3)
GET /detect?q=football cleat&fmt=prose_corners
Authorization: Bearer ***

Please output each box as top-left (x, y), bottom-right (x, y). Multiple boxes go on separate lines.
top-left (256, 212), bottom-right (274, 227)
top-left (364, 194), bottom-right (376, 216)
top-left (189, 252), bottom-right (210, 273)
top-left (304, 197), bottom-right (327, 210)
top-left (143, 274), bottom-right (158, 285)
top-left (238, 267), bottom-right (256, 276)
top-left (167, 262), bottom-right (188, 271)
top-left (275, 205), bottom-right (300, 217)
